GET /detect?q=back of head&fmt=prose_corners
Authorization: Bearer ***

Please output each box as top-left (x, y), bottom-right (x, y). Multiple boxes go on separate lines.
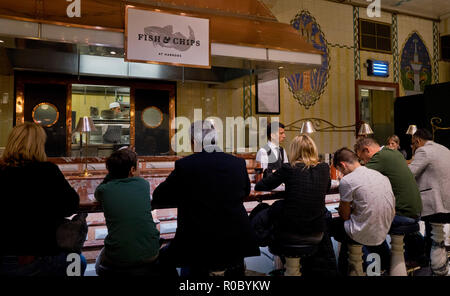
top-left (106, 148), bottom-right (137, 179)
top-left (267, 122), bottom-right (285, 141)
top-left (333, 147), bottom-right (359, 168)
top-left (413, 128), bottom-right (432, 141)
top-left (354, 137), bottom-right (379, 153)
top-left (1, 122), bottom-right (47, 166)
top-left (289, 134), bottom-right (318, 167)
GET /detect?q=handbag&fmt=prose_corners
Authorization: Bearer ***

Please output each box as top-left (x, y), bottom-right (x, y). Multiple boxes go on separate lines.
top-left (56, 213), bottom-right (88, 254)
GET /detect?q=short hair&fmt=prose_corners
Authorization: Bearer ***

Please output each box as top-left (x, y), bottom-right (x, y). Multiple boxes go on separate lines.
top-left (333, 147), bottom-right (359, 168)
top-left (106, 148), bottom-right (137, 179)
top-left (1, 122), bottom-right (47, 166)
top-left (413, 128), bottom-right (432, 141)
top-left (354, 137), bottom-right (379, 153)
top-left (267, 122), bottom-right (285, 140)
top-left (387, 134), bottom-right (400, 146)
top-left (289, 134), bottom-right (318, 168)
top-left (190, 120), bottom-right (217, 145)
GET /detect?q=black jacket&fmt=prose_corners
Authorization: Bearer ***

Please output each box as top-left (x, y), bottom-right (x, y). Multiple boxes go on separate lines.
top-left (0, 161), bottom-right (80, 256)
top-left (255, 162), bottom-right (331, 234)
top-left (152, 150), bottom-right (260, 266)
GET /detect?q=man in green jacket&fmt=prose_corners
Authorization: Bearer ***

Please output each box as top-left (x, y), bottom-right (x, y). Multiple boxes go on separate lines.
top-left (354, 137), bottom-right (425, 267)
top-left (94, 148), bottom-right (160, 275)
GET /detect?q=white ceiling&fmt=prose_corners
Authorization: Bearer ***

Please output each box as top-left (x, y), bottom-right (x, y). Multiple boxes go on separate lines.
top-left (351, 0), bottom-right (450, 19)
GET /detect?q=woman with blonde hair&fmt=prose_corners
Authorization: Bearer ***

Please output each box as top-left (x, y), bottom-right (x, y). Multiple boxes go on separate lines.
top-left (0, 122), bottom-right (83, 276)
top-left (386, 134), bottom-right (407, 159)
top-left (254, 135), bottom-right (336, 275)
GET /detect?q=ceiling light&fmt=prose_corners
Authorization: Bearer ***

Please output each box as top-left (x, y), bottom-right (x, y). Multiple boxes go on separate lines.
top-left (0, 40), bottom-right (4, 43)
top-left (110, 51), bottom-right (117, 55)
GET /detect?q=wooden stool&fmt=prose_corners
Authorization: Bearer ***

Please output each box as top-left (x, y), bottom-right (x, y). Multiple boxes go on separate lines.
top-left (348, 243), bottom-right (365, 276)
top-left (430, 223), bottom-right (449, 276)
top-left (269, 232), bottom-right (323, 276)
top-left (389, 219), bottom-right (420, 276)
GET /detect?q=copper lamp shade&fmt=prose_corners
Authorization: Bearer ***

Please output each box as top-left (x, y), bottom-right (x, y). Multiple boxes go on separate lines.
top-left (75, 116), bottom-right (96, 133)
top-left (358, 122), bottom-right (374, 136)
top-left (406, 125), bottom-right (417, 135)
top-left (300, 120), bottom-right (316, 134)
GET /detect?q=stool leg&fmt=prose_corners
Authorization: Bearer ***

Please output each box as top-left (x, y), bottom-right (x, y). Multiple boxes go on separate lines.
top-left (430, 223), bottom-right (449, 276)
top-left (284, 257), bottom-right (301, 276)
top-left (348, 244), bottom-right (364, 276)
top-left (390, 234), bottom-right (407, 276)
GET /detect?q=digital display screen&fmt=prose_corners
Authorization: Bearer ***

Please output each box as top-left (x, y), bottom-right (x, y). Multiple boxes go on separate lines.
top-left (367, 60), bottom-right (389, 77)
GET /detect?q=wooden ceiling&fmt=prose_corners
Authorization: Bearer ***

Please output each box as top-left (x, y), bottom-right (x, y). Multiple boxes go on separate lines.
top-left (0, 0), bottom-right (321, 54)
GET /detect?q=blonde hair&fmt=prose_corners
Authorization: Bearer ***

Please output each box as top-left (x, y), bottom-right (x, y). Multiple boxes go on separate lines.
top-left (1, 122), bottom-right (47, 166)
top-left (289, 135), bottom-right (319, 168)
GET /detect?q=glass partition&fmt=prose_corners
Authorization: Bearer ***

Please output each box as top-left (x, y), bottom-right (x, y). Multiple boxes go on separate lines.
top-left (71, 84), bottom-right (131, 157)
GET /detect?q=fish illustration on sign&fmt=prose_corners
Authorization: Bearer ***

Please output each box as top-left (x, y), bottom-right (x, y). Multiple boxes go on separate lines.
top-left (143, 25), bottom-right (196, 51)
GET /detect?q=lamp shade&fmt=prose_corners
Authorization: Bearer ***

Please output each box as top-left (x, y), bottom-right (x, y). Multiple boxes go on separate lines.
top-left (300, 120), bottom-right (316, 134)
top-left (406, 125), bottom-right (417, 135)
top-left (358, 122), bottom-right (374, 136)
top-left (75, 116), bottom-right (96, 133)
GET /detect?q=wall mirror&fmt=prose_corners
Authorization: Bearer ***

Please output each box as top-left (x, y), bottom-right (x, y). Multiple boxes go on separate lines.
top-left (142, 106), bottom-right (163, 128)
top-left (32, 102), bottom-right (59, 127)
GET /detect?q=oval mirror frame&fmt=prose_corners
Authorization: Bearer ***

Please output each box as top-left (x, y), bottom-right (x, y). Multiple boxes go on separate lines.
top-left (32, 102), bottom-right (59, 127)
top-left (141, 106), bottom-right (163, 129)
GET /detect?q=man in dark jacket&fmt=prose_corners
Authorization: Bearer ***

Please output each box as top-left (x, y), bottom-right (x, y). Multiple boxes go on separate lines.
top-left (152, 121), bottom-right (260, 276)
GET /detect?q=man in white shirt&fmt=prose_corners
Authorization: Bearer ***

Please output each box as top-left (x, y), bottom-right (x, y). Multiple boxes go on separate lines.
top-left (331, 147), bottom-right (395, 275)
top-left (256, 122), bottom-right (288, 178)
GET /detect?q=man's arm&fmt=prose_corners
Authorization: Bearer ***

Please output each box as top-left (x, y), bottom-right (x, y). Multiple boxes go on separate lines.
top-left (408, 148), bottom-right (428, 177)
top-left (256, 148), bottom-right (268, 170)
top-left (338, 201), bottom-right (352, 221)
top-left (151, 163), bottom-right (181, 209)
top-left (338, 178), bottom-right (353, 221)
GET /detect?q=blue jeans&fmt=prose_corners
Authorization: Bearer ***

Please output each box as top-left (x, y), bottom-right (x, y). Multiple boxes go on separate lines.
top-left (0, 253), bottom-right (87, 276)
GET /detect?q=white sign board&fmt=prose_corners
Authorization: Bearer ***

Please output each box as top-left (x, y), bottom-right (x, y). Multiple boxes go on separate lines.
top-left (126, 7), bottom-right (210, 68)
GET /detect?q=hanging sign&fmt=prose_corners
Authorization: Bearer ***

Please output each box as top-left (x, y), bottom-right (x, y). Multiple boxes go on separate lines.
top-left (125, 6), bottom-right (210, 68)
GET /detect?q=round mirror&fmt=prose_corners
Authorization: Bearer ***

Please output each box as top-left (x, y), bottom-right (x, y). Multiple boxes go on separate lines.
top-left (32, 102), bottom-right (59, 127)
top-left (142, 106), bottom-right (163, 128)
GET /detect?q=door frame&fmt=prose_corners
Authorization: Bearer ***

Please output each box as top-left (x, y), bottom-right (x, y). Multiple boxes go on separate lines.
top-left (354, 80), bottom-right (399, 135)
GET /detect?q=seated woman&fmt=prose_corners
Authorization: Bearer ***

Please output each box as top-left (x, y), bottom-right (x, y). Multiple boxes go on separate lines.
top-left (0, 122), bottom-right (84, 276)
top-left (254, 135), bottom-right (337, 275)
top-left (387, 134), bottom-right (407, 159)
top-left (94, 148), bottom-right (160, 275)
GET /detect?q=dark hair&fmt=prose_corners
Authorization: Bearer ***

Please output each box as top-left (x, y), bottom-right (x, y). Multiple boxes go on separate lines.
top-left (354, 137), bottom-right (379, 153)
top-left (267, 122), bottom-right (285, 140)
top-left (333, 147), bottom-right (359, 168)
top-left (106, 148), bottom-right (137, 179)
top-left (413, 128), bottom-right (432, 141)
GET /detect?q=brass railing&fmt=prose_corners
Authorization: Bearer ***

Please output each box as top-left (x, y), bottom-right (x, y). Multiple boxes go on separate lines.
top-left (430, 117), bottom-right (450, 140)
top-left (285, 118), bottom-right (356, 133)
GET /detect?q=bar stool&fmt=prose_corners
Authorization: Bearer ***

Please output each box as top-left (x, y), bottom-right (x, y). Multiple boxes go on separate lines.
top-left (388, 218), bottom-right (420, 276)
top-left (429, 221), bottom-right (450, 275)
top-left (269, 232), bottom-right (323, 276)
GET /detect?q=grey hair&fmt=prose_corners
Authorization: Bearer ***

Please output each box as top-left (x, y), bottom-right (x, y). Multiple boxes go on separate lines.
top-left (190, 120), bottom-right (217, 152)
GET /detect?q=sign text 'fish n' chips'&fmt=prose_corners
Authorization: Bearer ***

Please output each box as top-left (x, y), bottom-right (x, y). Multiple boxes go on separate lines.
top-left (125, 6), bottom-right (210, 68)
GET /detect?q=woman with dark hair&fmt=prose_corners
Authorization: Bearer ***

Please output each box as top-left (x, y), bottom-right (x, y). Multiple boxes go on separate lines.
top-left (0, 122), bottom-right (84, 276)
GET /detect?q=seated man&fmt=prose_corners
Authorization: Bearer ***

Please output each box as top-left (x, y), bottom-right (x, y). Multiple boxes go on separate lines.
top-left (152, 121), bottom-right (260, 276)
top-left (94, 148), bottom-right (160, 275)
top-left (354, 137), bottom-right (424, 266)
top-left (409, 128), bottom-right (450, 275)
top-left (331, 148), bottom-right (395, 275)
